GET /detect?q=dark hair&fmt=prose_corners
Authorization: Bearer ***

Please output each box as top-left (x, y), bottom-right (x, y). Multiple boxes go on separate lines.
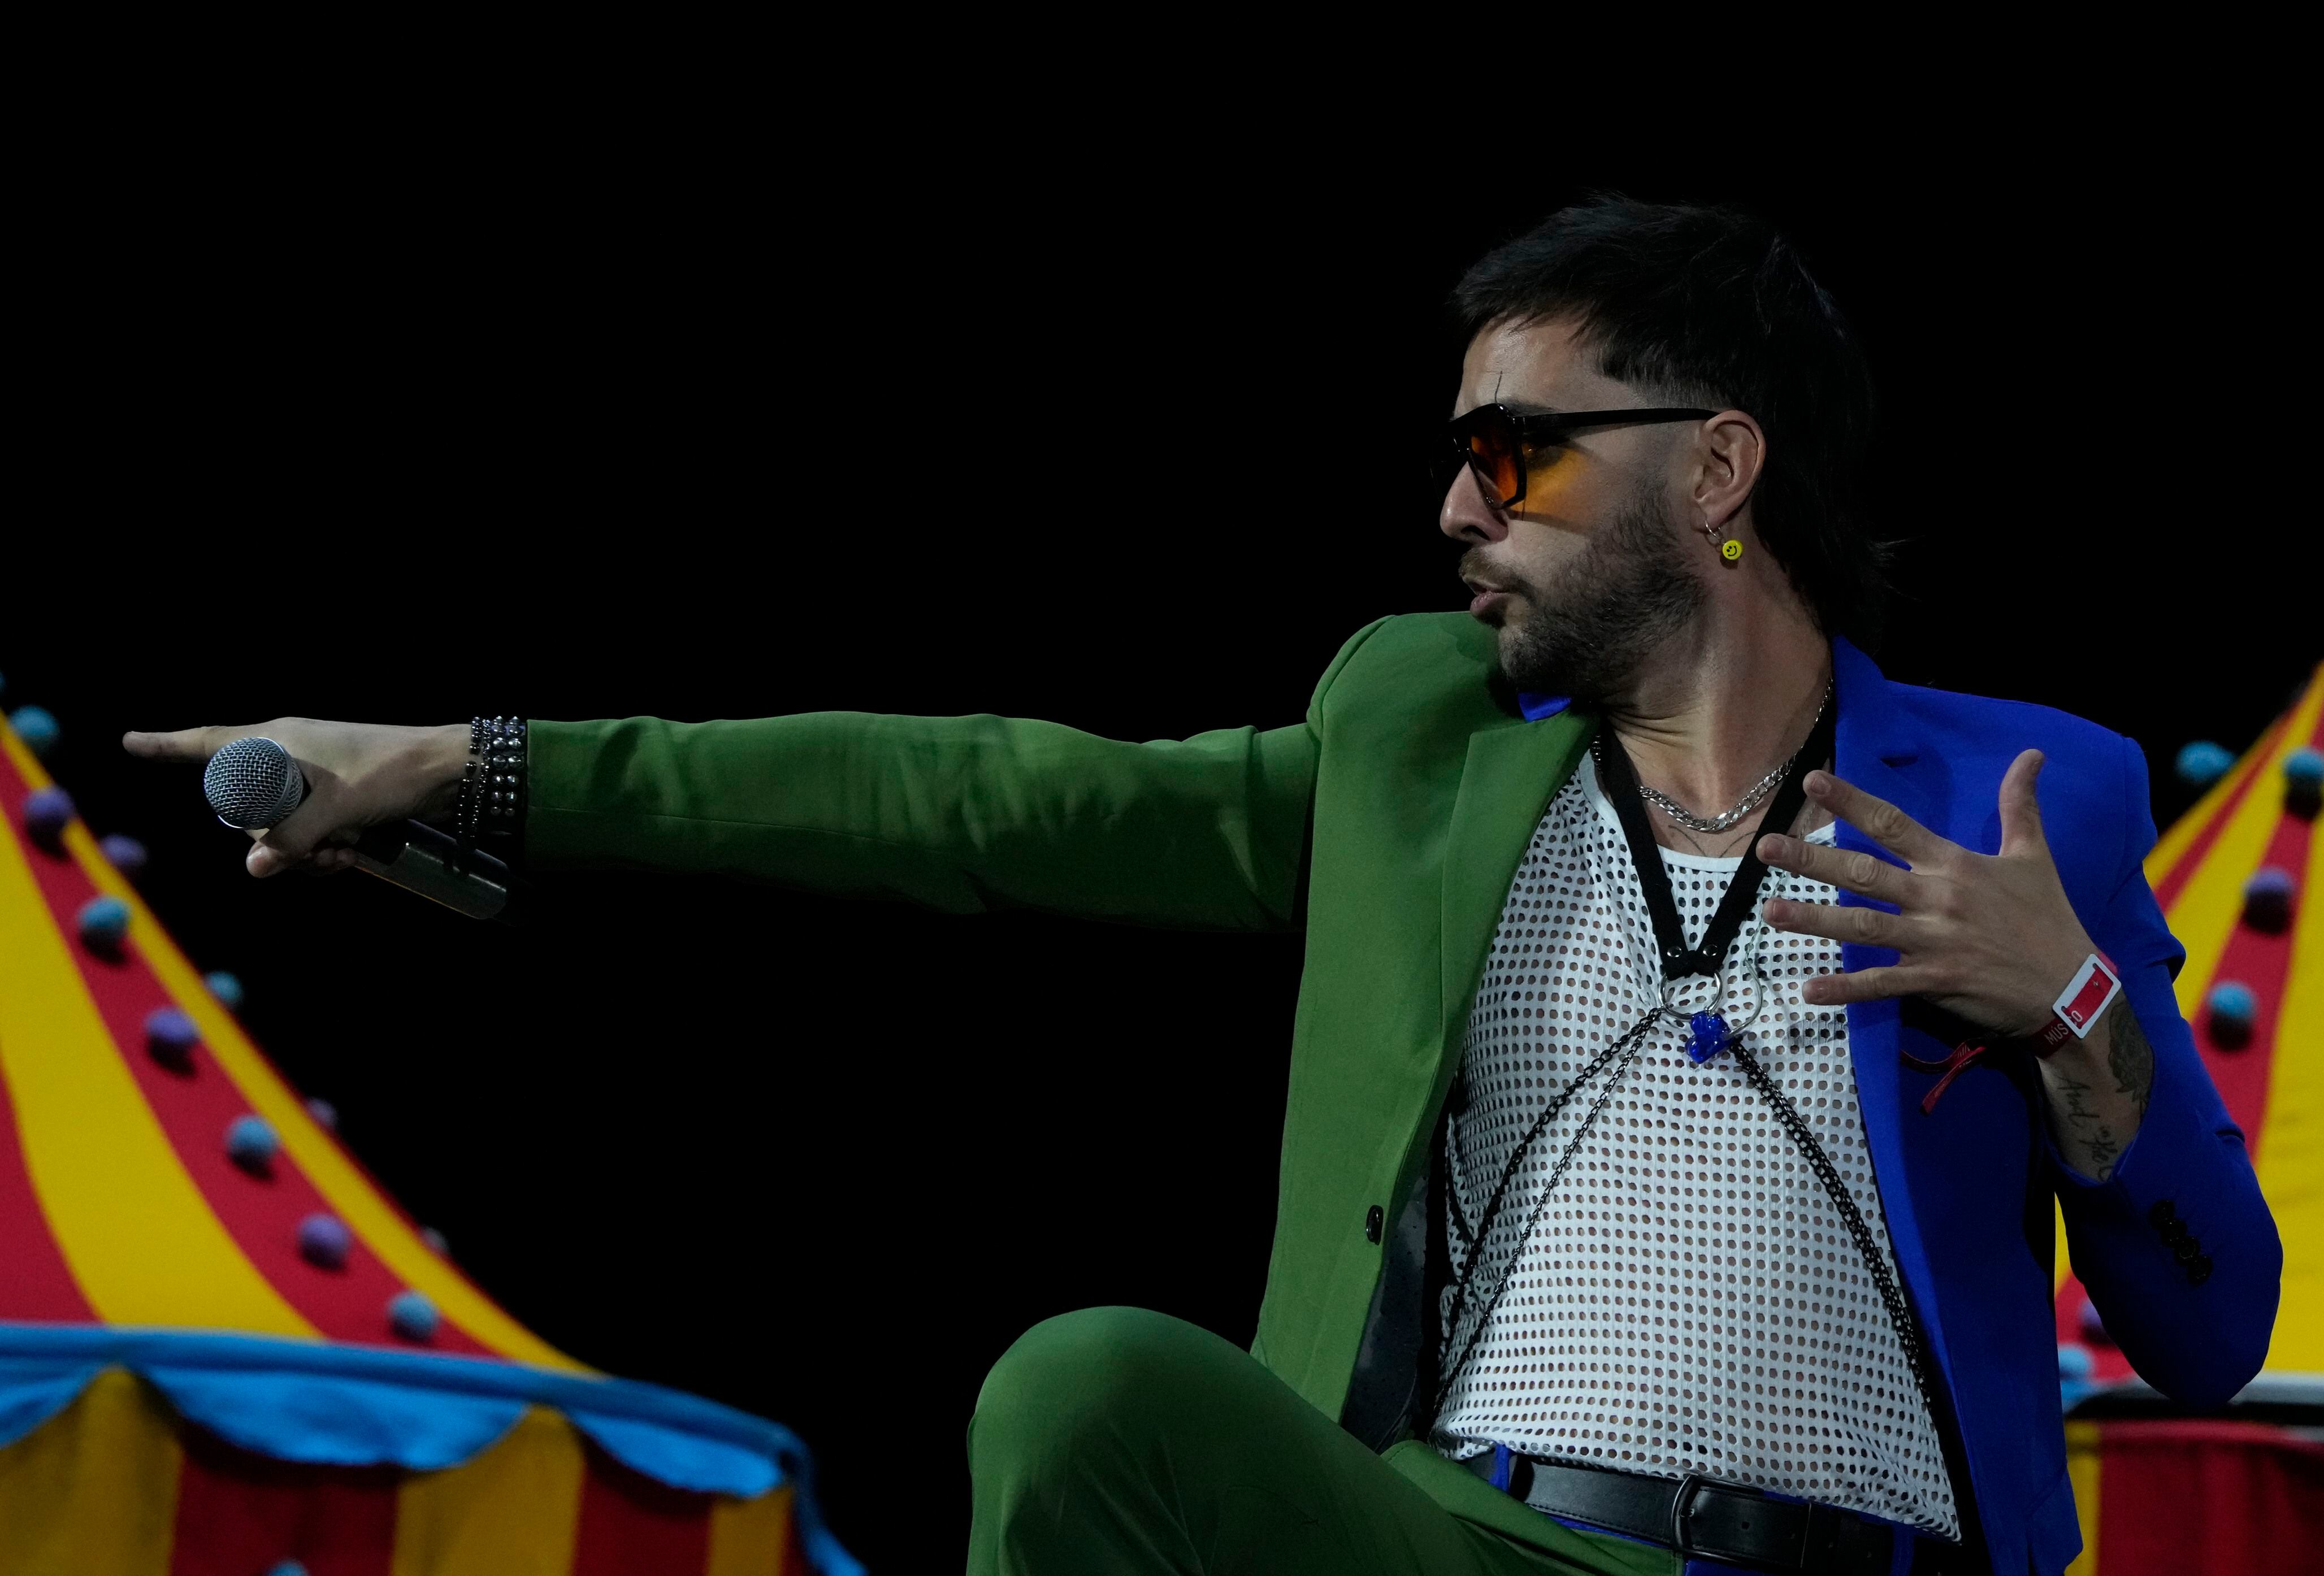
top-left (1452, 196), bottom-right (1889, 647)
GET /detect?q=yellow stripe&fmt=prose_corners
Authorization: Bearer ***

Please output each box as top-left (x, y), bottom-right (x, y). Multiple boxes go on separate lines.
top-left (2062, 1420), bottom-right (2101, 1576)
top-left (391, 1406), bottom-right (583, 1576)
top-left (0, 736), bottom-right (314, 1335)
top-left (2158, 671), bottom-right (2324, 1023)
top-left (706, 1485), bottom-right (795, 1576)
top-left (2253, 795), bottom-right (2324, 1371)
top-left (0, 1367), bottom-right (181, 1576)
top-left (2140, 676), bottom-right (2310, 887)
top-left (0, 727), bottom-right (583, 1371)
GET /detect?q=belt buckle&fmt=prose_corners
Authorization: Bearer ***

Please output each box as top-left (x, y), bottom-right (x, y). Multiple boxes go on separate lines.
top-left (1668, 1473), bottom-right (1711, 1558)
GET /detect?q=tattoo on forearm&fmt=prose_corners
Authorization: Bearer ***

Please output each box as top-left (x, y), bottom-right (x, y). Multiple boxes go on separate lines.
top-left (2051, 1070), bottom-right (2121, 1176)
top-left (2105, 995), bottom-right (2154, 1120)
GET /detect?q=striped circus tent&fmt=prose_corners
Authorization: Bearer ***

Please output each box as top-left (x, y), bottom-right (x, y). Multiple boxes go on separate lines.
top-left (2053, 663), bottom-right (2324, 1573)
top-left (0, 711), bottom-right (859, 1576)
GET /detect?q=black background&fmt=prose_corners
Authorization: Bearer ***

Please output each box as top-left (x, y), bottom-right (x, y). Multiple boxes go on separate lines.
top-left (8, 121), bottom-right (2313, 1571)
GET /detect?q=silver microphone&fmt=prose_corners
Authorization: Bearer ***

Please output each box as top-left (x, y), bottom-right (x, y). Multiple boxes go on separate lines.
top-left (201, 736), bottom-right (525, 923)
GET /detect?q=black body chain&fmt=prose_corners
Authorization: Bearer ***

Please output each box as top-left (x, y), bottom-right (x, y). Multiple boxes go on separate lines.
top-left (1433, 690), bottom-right (1943, 1443)
top-left (1433, 1010), bottom-right (1660, 1414)
top-left (1720, 1036), bottom-right (1941, 1424)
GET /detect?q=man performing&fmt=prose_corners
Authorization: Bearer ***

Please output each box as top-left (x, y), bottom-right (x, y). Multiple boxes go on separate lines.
top-left (130, 198), bottom-right (2279, 1575)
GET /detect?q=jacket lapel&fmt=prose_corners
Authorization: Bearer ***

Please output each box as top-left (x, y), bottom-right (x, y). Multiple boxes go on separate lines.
top-left (1439, 710), bottom-right (1595, 1041)
top-left (1831, 637), bottom-right (1957, 1379)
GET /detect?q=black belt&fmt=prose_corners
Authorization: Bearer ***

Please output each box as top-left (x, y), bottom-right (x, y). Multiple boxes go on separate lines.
top-left (1456, 1449), bottom-right (1971, 1576)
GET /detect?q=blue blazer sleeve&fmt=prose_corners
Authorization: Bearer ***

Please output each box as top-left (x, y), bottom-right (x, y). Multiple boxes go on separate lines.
top-left (2058, 733), bottom-right (2281, 1406)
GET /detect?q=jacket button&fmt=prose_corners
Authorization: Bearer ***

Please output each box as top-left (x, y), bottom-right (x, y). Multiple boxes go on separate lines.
top-left (2149, 1200), bottom-right (2178, 1229)
top-left (2173, 1236), bottom-right (2202, 1265)
top-left (2188, 1256), bottom-right (2213, 1286)
top-left (1365, 1205), bottom-right (1384, 1244)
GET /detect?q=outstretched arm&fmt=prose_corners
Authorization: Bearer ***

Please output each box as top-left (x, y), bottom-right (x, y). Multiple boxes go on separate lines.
top-left (122, 710), bottom-right (1323, 932)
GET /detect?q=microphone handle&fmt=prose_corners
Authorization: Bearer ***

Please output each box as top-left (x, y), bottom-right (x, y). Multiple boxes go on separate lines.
top-left (349, 821), bottom-right (527, 924)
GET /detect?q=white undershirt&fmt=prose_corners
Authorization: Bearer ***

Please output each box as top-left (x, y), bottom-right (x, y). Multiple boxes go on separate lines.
top-left (1436, 754), bottom-right (1959, 1537)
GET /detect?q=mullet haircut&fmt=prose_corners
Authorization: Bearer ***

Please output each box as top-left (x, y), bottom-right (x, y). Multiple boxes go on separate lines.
top-left (1453, 196), bottom-right (1890, 648)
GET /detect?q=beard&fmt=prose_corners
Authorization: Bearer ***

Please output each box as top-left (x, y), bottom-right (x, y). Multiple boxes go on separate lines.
top-left (1469, 489), bottom-right (1704, 707)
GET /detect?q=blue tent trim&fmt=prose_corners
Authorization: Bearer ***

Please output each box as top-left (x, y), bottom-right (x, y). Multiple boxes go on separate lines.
top-left (0, 1323), bottom-right (860, 1576)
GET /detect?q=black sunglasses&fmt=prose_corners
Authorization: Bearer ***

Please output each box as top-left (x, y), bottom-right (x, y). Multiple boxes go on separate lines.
top-left (1442, 403), bottom-right (1715, 509)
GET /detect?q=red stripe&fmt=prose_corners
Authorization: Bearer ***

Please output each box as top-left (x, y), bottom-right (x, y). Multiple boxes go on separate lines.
top-left (0, 746), bottom-right (491, 1356)
top-left (571, 1445), bottom-right (712, 1576)
top-left (783, 1518), bottom-right (814, 1576)
top-left (2189, 709), bottom-right (2322, 1160)
top-left (2150, 709), bottom-right (2290, 913)
top-left (0, 781), bottom-right (102, 1321)
top-left (2092, 1418), bottom-right (2324, 1575)
top-left (168, 1425), bottom-right (398, 1576)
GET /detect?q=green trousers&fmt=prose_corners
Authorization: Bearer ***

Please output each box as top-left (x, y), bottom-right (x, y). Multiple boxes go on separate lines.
top-left (966, 1307), bottom-right (1671, 1576)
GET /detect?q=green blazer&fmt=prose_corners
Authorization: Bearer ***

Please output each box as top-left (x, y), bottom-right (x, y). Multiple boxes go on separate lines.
top-left (531, 612), bottom-right (2282, 1574)
top-left (528, 612), bottom-right (1560, 1427)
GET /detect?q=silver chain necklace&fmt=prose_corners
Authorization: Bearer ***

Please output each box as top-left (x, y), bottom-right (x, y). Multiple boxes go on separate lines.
top-left (1633, 685), bottom-right (1832, 835)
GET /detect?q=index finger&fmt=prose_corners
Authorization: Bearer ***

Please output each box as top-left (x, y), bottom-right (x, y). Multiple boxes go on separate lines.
top-left (1804, 769), bottom-right (1952, 866)
top-left (122, 725), bottom-right (259, 763)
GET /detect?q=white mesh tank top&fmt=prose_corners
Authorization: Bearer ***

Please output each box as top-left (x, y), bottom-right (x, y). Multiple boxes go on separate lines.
top-left (1434, 753), bottom-right (1959, 1538)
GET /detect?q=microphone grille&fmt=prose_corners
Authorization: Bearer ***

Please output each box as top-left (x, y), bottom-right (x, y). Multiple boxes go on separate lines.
top-left (203, 737), bottom-right (306, 830)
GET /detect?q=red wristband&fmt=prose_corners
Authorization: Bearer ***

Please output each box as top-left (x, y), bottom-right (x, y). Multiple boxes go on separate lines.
top-left (2031, 951), bottom-right (2121, 1055)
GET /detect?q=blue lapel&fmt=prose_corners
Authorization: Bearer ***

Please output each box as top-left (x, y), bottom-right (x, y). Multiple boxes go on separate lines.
top-left (1830, 637), bottom-right (1958, 1382)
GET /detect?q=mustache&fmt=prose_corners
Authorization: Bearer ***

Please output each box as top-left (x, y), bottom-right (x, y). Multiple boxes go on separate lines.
top-left (1458, 549), bottom-right (1538, 598)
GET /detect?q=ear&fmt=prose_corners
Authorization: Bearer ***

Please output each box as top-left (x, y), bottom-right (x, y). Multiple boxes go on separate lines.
top-left (1690, 410), bottom-right (1767, 535)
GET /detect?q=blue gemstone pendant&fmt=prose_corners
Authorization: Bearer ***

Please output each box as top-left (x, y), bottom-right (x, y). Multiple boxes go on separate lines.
top-left (1686, 1010), bottom-right (1731, 1065)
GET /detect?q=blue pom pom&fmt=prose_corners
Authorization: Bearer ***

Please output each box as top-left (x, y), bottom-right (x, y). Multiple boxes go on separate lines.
top-left (144, 1007), bottom-right (200, 1069)
top-left (2174, 740), bottom-right (2235, 787)
top-left (204, 971), bottom-right (245, 1010)
top-left (23, 787), bottom-right (73, 849)
top-left (2286, 748), bottom-right (2324, 788)
top-left (265, 1561), bottom-right (311, 1576)
top-left (226, 1114), bottom-right (280, 1173)
top-left (388, 1290), bottom-right (440, 1343)
top-left (297, 1213), bottom-right (352, 1270)
top-left (304, 1096), bottom-right (339, 1131)
top-left (2208, 980), bottom-right (2258, 1050)
top-left (77, 895), bottom-right (129, 953)
top-left (7, 705), bottom-right (59, 758)
top-left (99, 833), bottom-right (148, 878)
top-left (2058, 1341), bottom-right (2097, 1413)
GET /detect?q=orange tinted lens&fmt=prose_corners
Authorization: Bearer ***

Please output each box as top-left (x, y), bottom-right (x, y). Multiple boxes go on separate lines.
top-left (1466, 415), bottom-right (1521, 503)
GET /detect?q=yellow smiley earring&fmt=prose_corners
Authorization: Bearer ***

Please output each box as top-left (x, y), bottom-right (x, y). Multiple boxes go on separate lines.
top-left (1703, 518), bottom-right (1744, 563)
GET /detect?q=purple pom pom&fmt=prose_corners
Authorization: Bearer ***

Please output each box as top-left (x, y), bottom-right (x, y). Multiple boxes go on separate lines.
top-left (297, 1213), bottom-right (352, 1270)
top-left (145, 1006), bottom-right (200, 1069)
top-left (100, 833), bottom-right (149, 878)
top-left (2078, 1295), bottom-right (2113, 1347)
top-left (23, 787), bottom-right (73, 850)
top-left (304, 1096), bottom-right (339, 1131)
top-left (2243, 867), bottom-right (2298, 935)
top-left (387, 1290), bottom-right (440, 1343)
top-left (419, 1226), bottom-right (450, 1257)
